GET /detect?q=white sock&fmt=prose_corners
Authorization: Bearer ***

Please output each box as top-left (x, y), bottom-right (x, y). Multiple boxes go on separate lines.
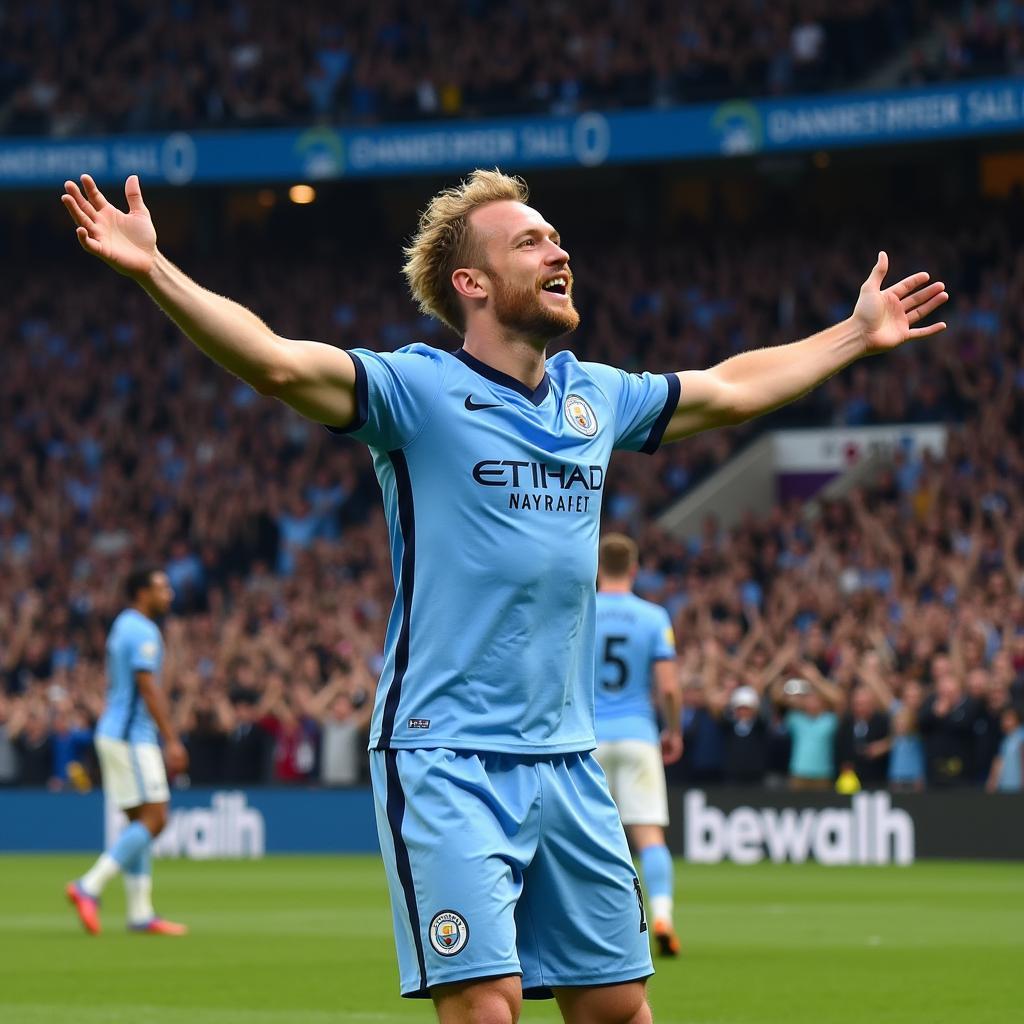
top-left (79, 854), bottom-right (121, 897)
top-left (651, 895), bottom-right (673, 924)
top-left (124, 874), bottom-right (154, 925)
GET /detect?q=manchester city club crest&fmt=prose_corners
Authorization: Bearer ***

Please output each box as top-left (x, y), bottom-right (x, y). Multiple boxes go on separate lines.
top-left (564, 393), bottom-right (598, 436)
top-left (429, 910), bottom-right (469, 957)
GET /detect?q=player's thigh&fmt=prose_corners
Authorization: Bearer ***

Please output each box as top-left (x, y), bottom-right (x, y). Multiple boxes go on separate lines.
top-left (370, 749), bottom-right (536, 997)
top-left (515, 753), bottom-right (653, 992)
top-left (611, 741), bottom-right (669, 828)
top-left (433, 974), bottom-right (523, 1024)
top-left (592, 742), bottom-right (623, 806)
top-left (133, 743), bottom-right (170, 804)
top-left (554, 980), bottom-right (651, 1024)
top-left (95, 736), bottom-right (165, 810)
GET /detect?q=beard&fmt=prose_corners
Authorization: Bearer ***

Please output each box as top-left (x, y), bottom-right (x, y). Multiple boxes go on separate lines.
top-left (490, 274), bottom-right (580, 340)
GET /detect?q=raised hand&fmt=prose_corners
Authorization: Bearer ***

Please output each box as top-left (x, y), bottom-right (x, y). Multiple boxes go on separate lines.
top-left (60, 174), bottom-right (156, 278)
top-left (853, 251), bottom-right (949, 354)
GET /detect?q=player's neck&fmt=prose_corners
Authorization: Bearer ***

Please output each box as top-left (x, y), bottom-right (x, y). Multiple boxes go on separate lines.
top-left (461, 330), bottom-right (547, 389)
top-left (598, 579), bottom-right (633, 594)
top-left (129, 601), bottom-right (153, 621)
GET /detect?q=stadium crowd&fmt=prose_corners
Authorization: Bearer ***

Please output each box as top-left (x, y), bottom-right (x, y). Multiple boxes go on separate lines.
top-left (903, 0), bottom-right (1024, 86)
top-left (2, 211), bottom-right (1024, 793)
top-left (1, 0), bottom-right (946, 135)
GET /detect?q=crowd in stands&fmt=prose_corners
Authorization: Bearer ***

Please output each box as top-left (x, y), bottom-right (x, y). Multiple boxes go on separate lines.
top-left (1, 0), bottom-right (942, 135)
top-left (903, 0), bottom-right (1024, 86)
top-left (2, 208), bottom-right (1024, 793)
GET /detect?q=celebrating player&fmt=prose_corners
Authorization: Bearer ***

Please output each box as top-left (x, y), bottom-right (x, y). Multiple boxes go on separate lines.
top-left (62, 168), bottom-right (946, 1023)
top-left (593, 534), bottom-right (683, 958)
top-left (66, 565), bottom-right (188, 936)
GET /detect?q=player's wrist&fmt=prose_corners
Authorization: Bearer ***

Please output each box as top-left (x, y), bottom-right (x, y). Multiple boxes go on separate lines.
top-left (832, 316), bottom-right (870, 360)
top-left (131, 247), bottom-right (165, 287)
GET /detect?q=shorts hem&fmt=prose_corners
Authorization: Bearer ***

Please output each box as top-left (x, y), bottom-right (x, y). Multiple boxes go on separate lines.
top-left (400, 964), bottom-right (523, 999)
top-left (617, 817), bottom-right (670, 827)
top-left (521, 966), bottom-right (655, 998)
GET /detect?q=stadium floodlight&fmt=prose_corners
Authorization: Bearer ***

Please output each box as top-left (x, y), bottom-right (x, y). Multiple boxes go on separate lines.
top-left (288, 184), bottom-right (316, 204)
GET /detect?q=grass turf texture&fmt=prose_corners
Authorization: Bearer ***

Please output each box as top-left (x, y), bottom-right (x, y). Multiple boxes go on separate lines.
top-left (0, 856), bottom-right (1020, 1023)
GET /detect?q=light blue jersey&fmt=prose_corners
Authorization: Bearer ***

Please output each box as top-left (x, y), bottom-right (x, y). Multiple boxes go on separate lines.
top-left (593, 592), bottom-right (676, 745)
top-left (996, 726), bottom-right (1024, 792)
top-left (332, 344), bottom-right (678, 753)
top-left (96, 609), bottom-right (163, 744)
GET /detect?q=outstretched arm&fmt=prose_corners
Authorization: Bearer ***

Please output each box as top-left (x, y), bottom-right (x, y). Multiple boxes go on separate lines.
top-left (662, 252), bottom-right (948, 442)
top-left (61, 175), bottom-right (358, 427)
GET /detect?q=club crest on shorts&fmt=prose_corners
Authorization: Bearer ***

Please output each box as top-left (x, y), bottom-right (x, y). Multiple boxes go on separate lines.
top-left (429, 910), bottom-right (469, 956)
top-left (564, 393), bottom-right (598, 436)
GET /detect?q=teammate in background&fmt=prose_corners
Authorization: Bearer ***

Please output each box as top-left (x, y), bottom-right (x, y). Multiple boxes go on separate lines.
top-left (66, 565), bottom-right (188, 936)
top-left (62, 168), bottom-right (946, 1024)
top-left (593, 534), bottom-right (682, 958)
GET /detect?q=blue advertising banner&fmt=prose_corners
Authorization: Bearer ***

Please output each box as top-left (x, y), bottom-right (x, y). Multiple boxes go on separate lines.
top-left (3, 787), bottom-right (1021, 860)
top-left (2, 78), bottom-right (1024, 189)
top-left (0, 788), bottom-right (379, 856)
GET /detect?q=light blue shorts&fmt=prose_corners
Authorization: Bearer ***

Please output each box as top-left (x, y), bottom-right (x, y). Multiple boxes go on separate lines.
top-left (370, 748), bottom-right (654, 998)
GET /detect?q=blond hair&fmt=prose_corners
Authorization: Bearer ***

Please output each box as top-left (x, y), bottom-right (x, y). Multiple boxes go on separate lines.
top-left (402, 168), bottom-right (529, 335)
top-left (599, 533), bottom-right (639, 578)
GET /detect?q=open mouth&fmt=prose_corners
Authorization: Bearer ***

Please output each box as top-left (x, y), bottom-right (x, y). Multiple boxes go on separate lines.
top-left (541, 275), bottom-right (569, 296)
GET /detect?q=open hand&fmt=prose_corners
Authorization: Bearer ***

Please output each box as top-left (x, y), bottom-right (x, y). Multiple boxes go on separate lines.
top-left (854, 251), bottom-right (948, 354)
top-left (164, 739), bottom-right (189, 775)
top-left (661, 729), bottom-right (684, 765)
top-left (61, 174), bottom-right (156, 278)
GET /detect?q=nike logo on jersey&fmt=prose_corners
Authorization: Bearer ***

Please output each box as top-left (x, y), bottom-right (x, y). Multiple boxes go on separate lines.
top-left (464, 395), bottom-right (501, 411)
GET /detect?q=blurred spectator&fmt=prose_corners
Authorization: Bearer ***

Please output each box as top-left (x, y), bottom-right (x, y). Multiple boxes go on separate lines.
top-left (10, 705), bottom-right (55, 787)
top-left (834, 686), bottom-right (891, 789)
top-left (0, 695), bottom-right (19, 785)
top-left (918, 673), bottom-right (982, 788)
top-left (260, 678), bottom-right (320, 785)
top-left (224, 689), bottom-right (274, 784)
top-left (985, 705), bottom-right (1024, 792)
top-left (313, 667), bottom-right (375, 786)
top-left (178, 672), bottom-right (232, 785)
top-left (49, 698), bottom-right (94, 787)
top-left (716, 685), bottom-right (770, 785)
top-left (772, 664), bottom-right (840, 791)
top-left (678, 679), bottom-right (725, 784)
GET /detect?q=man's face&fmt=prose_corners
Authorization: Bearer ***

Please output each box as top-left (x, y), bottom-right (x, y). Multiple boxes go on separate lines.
top-left (142, 571), bottom-right (174, 617)
top-left (464, 201), bottom-right (579, 341)
top-left (851, 688), bottom-right (874, 720)
top-left (804, 691), bottom-right (825, 716)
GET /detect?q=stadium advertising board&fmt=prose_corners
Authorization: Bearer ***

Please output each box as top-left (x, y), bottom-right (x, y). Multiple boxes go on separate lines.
top-left (3, 78), bottom-right (1024, 188)
top-left (667, 789), bottom-right (1024, 865)
top-left (2, 788), bottom-right (1022, 860)
top-left (773, 425), bottom-right (947, 474)
top-left (0, 788), bottom-right (378, 856)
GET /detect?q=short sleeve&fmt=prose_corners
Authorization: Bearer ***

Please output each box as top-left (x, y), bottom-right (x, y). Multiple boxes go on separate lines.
top-left (327, 346), bottom-right (444, 451)
top-left (651, 606), bottom-right (676, 661)
top-left (582, 363), bottom-right (680, 453)
top-left (130, 629), bottom-right (161, 673)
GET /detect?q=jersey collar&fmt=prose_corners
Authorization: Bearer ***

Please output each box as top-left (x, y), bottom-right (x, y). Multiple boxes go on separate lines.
top-left (454, 349), bottom-right (551, 407)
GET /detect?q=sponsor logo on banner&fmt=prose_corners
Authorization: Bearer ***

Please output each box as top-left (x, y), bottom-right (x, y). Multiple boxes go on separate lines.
top-left (683, 790), bottom-right (915, 865)
top-left (712, 100), bottom-right (764, 155)
top-left (106, 791), bottom-right (266, 859)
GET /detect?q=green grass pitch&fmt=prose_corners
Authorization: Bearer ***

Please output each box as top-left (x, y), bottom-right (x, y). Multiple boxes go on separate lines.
top-left (0, 856), bottom-right (1020, 1023)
